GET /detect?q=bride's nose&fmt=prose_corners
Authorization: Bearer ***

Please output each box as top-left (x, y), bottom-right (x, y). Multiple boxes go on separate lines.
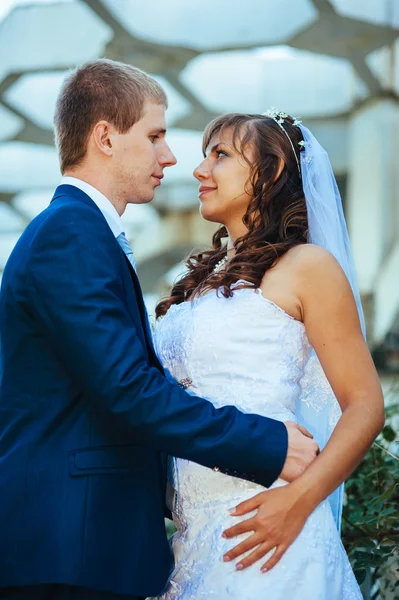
top-left (193, 159), bottom-right (210, 181)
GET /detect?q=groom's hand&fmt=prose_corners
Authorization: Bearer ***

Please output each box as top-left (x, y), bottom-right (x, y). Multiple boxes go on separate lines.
top-left (221, 484), bottom-right (311, 572)
top-left (280, 421), bottom-right (319, 482)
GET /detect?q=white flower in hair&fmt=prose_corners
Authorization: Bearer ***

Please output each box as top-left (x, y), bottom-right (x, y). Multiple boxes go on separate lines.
top-left (262, 108), bottom-right (288, 124)
top-left (262, 107), bottom-right (278, 118)
top-left (261, 107), bottom-right (303, 178)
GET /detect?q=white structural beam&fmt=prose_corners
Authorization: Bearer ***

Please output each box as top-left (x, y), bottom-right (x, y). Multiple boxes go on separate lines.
top-left (374, 242), bottom-right (399, 344)
top-left (347, 99), bottom-right (399, 295)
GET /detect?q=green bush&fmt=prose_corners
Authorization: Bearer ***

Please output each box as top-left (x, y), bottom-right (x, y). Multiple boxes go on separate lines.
top-left (342, 399), bottom-right (399, 599)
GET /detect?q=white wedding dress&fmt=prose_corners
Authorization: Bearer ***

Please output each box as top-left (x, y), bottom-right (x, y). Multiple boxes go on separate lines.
top-left (153, 283), bottom-right (363, 600)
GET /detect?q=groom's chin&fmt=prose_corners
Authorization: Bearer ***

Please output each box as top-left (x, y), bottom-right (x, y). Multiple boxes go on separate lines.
top-left (127, 193), bottom-right (155, 206)
top-left (141, 186), bottom-right (157, 203)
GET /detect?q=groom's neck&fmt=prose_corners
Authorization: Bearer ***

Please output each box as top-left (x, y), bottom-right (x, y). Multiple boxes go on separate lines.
top-left (63, 165), bottom-right (126, 216)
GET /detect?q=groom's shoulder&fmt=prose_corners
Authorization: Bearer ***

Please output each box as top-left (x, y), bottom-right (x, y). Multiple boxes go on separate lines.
top-left (45, 184), bottom-right (102, 221)
top-left (27, 186), bottom-right (106, 240)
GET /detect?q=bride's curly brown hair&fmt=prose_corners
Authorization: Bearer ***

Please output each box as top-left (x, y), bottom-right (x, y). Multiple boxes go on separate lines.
top-left (156, 112), bottom-right (308, 318)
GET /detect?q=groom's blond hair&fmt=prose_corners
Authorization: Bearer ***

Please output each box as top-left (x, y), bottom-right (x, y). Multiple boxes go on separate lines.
top-left (54, 58), bottom-right (167, 174)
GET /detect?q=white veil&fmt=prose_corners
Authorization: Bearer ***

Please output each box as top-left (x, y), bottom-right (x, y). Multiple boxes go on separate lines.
top-left (295, 124), bottom-right (366, 531)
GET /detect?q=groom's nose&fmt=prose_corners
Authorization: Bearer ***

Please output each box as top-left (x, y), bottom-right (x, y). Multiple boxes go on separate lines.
top-left (159, 143), bottom-right (177, 168)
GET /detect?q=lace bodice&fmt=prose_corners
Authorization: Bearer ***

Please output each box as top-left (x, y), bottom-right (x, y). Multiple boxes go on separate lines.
top-left (153, 284), bottom-right (362, 600)
top-left (155, 283), bottom-right (311, 423)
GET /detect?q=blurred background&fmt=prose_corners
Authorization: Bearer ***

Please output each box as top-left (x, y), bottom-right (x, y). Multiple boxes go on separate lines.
top-left (0, 1), bottom-right (398, 597)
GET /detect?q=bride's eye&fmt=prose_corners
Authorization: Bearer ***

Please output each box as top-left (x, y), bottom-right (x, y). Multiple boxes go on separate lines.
top-left (216, 150), bottom-right (228, 158)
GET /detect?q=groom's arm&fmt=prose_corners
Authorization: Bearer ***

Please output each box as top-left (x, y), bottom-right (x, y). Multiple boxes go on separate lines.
top-left (28, 204), bottom-right (288, 488)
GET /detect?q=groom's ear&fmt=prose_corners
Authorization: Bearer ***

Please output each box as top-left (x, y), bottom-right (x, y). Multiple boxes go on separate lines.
top-left (92, 120), bottom-right (113, 157)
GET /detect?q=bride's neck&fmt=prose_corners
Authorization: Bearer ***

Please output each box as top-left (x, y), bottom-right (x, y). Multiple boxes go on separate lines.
top-left (226, 238), bottom-right (235, 258)
top-left (225, 222), bottom-right (248, 258)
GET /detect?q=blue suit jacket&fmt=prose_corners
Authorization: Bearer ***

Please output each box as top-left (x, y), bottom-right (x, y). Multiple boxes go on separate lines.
top-left (0, 185), bottom-right (287, 597)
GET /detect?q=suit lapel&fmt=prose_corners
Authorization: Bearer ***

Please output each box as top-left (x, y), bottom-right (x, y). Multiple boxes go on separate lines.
top-left (51, 186), bottom-right (163, 370)
top-left (121, 255), bottom-right (163, 370)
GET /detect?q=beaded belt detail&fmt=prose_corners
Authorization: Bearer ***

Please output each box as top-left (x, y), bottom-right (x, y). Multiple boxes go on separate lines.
top-left (178, 377), bottom-right (193, 389)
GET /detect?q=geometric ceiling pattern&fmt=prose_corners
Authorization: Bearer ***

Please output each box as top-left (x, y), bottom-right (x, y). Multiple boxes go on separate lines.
top-left (0, 0), bottom-right (398, 272)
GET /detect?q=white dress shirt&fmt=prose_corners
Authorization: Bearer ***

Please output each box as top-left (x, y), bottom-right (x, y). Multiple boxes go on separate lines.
top-left (60, 176), bottom-right (123, 239)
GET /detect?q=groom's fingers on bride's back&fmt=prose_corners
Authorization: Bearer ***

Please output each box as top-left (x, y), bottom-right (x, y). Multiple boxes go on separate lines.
top-left (286, 421), bottom-right (313, 439)
top-left (296, 424), bottom-right (313, 439)
top-left (281, 426), bottom-right (319, 481)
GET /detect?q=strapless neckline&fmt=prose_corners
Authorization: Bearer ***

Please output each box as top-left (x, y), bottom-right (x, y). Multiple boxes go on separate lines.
top-left (163, 280), bottom-right (305, 327)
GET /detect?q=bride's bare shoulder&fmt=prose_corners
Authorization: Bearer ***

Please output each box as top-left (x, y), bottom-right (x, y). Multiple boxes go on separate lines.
top-left (284, 244), bottom-right (341, 274)
top-left (285, 244), bottom-right (352, 304)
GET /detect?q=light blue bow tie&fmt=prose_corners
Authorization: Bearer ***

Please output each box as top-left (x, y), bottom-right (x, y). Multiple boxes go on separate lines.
top-left (117, 232), bottom-right (137, 271)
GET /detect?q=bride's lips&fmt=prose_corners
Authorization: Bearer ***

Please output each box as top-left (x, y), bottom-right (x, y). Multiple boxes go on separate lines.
top-left (198, 186), bottom-right (217, 199)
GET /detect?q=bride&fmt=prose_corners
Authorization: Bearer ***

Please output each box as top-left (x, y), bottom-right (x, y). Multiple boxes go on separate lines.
top-left (153, 110), bottom-right (384, 599)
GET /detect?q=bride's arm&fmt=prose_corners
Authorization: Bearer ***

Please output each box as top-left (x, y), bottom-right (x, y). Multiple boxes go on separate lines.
top-left (222, 245), bottom-right (384, 571)
top-left (289, 246), bottom-right (384, 499)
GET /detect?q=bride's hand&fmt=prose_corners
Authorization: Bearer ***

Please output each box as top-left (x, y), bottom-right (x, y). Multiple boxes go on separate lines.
top-left (221, 484), bottom-right (312, 572)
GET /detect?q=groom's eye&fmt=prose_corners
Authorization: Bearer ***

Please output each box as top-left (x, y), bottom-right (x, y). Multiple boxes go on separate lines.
top-left (149, 135), bottom-right (159, 143)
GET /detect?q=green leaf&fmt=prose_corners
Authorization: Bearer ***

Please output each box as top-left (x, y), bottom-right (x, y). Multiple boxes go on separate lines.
top-left (378, 507), bottom-right (397, 517)
top-left (379, 545), bottom-right (395, 555)
top-left (354, 568), bottom-right (367, 584)
top-left (382, 426), bottom-right (397, 443)
top-left (371, 483), bottom-right (399, 505)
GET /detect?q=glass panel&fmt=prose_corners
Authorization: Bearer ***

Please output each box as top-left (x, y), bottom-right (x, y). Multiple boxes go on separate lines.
top-left (12, 189), bottom-right (55, 220)
top-left (5, 71), bottom-right (67, 129)
top-left (0, 0), bottom-right (74, 23)
top-left (0, 142), bottom-right (59, 193)
top-left (103, 0), bottom-right (317, 49)
top-left (164, 262), bottom-right (187, 287)
top-left (366, 46), bottom-right (394, 90)
top-left (306, 119), bottom-right (348, 174)
top-left (330, 0), bottom-right (399, 28)
top-left (162, 129), bottom-right (203, 183)
top-left (0, 233), bottom-right (20, 269)
top-left (122, 203), bottom-right (160, 238)
top-left (0, 105), bottom-right (24, 141)
top-left (153, 76), bottom-right (191, 126)
top-left (182, 46), bottom-right (362, 117)
top-left (0, 202), bottom-right (26, 232)
top-left (0, 2), bottom-right (112, 81)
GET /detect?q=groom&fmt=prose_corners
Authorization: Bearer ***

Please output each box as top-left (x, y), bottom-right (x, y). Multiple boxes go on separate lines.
top-left (0, 59), bottom-right (318, 600)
